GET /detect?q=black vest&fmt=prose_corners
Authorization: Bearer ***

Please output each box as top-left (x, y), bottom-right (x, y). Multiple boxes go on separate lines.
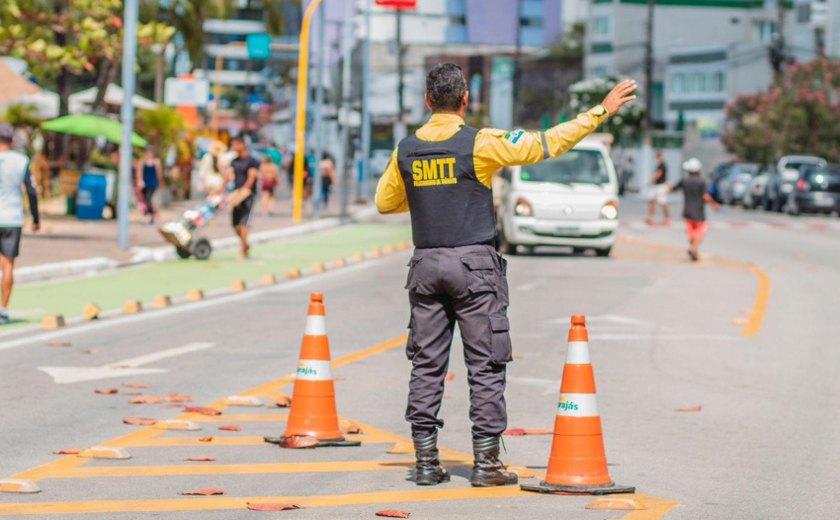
top-left (396, 125), bottom-right (496, 248)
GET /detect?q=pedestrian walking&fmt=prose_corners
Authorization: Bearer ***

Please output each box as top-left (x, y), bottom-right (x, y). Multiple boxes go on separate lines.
top-left (319, 152), bottom-right (336, 208)
top-left (619, 155), bottom-right (635, 196)
top-left (647, 150), bottom-right (670, 225)
top-left (669, 158), bottom-right (720, 262)
top-left (375, 63), bottom-right (636, 487)
top-left (259, 155), bottom-right (280, 216)
top-left (226, 137), bottom-right (259, 260)
top-left (135, 146), bottom-right (163, 224)
top-left (0, 124), bottom-right (40, 325)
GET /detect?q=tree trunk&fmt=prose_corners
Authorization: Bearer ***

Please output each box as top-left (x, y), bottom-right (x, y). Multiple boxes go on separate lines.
top-left (91, 60), bottom-right (115, 115)
top-left (154, 41), bottom-right (169, 104)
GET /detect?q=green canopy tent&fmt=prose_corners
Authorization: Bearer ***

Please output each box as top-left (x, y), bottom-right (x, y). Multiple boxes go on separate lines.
top-left (42, 114), bottom-right (147, 148)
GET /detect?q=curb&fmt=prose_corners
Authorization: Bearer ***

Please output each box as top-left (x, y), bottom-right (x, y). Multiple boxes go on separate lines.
top-left (16, 206), bottom-right (379, 284)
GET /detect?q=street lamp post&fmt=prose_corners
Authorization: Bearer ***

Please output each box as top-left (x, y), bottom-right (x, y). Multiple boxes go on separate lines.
top-left (312, 5), bottom-right (326, 219)
top-left (117, 0), bottom-right (139, 251)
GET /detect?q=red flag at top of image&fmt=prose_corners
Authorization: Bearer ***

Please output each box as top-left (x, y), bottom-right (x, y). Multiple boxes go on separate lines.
top-left (375, 0), bottom-right (417, 9)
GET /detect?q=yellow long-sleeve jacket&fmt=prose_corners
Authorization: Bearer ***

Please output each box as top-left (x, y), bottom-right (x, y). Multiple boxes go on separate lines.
top-left (375, 106), bottom-right (610, 214)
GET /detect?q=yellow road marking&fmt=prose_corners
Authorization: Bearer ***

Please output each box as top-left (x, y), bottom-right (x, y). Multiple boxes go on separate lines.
top-left (183, 413), bottom-right (288, 422)
top-left (46, 459), bottom-right (447, 479)
top-left (739, 264), bottom-right (770, 337)
top-left (118, 431), bottom-right (399, 447)
top-left (621, 494), bottom-right (681, 519)
top-left (0, 486), bottom-right (533, 516)
top-left (617, 235), bottom-right (771, 337)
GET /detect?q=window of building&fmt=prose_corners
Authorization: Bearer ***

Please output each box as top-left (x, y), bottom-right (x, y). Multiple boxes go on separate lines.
top-left (592, 66), bottom-right (609, 78)
top-left (446, 0), bottom-right (466, 16)
top-left (670, 71), bottom-right (725, 95)
top-left (671, 73), bottom-right (685, 94)
top-left (753, 20), bottom-right (777, 45)
top-left (592, 16), bottom-right (610, 37)
top-left (694, 72), bottom-right (706, 93)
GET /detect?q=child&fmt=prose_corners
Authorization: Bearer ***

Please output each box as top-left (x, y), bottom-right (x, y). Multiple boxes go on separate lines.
top-left (669, 158), bottom-right (720, 262)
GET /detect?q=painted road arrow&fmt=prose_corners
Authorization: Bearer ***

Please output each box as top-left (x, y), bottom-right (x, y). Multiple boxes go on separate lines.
top-left (38, 342), bottom-right (215, 384)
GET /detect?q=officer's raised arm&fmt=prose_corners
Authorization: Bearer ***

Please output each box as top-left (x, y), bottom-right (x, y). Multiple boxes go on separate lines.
top-left (375, 148), bottom-right (409, 214)
top-left (473, 79), bottom-right (637, 185)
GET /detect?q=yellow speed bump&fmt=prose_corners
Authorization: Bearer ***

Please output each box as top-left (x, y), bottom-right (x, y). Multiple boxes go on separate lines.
top-left (352, 252), bottom-right (365, 263)
top-left (154, 420), bottom-right (201, 431)
top-left (152, 295), bottom-right (172, 309)
top-left (586, 497), bottom-right (647, 510)
top-left (0, 479), bottom-right (40, 494)
top-left (383, 244), bottom-right (396, 254)
top-left (287, 268), bottom-right (302, 280)
top-left (312, 262), bottom-right (326, 274)
top-left (397, 241), bottom-right (410, 250)
top-left (230, 280), bottom-right (247, 292)
top-left (369, 247), bottom-right (383, 258)
top-left (225, 395), bottom-right (263, 407)
top-left (124, 300), bottom-right (143, 314)
top-left (386, 442), bottom-right (414, 454)
top-left (334, 257), bottom-right (347, 268)
top-left (42, 315), bottom-right (65, 330)
top-left (262, 274), bottom-right (278, 286)
top-left (83, 303), bottom-right (101, 320)
top-left (187, 289), bottom-right (205, 301)
top-left (78, 446), bottom-right (131, 460)
top-left (507, 465), bottom-right (536, 478)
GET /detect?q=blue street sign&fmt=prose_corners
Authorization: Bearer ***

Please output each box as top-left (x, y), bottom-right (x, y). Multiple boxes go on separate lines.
top-left (246, 33), bottom-right (272, 60)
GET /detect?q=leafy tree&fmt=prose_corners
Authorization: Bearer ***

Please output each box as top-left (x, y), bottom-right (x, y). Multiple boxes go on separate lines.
top-left (135, 105), bottom-right (186, 162)
top-left (568, 76), bottom-right (645, 144)
top-left (722, 57), bottom-right (840, 163)
top-left (0, 102), bottom-right (42, 155)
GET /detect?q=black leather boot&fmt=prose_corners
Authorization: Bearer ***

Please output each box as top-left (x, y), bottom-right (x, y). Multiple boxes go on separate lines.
top-left (413, 434), bottom-right (450, 486)
top-left (470, 436), bottom-right (518, 487)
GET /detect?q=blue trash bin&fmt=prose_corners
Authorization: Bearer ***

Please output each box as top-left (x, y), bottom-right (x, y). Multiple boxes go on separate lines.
top-left (76, 172), bottom-right (107, 220)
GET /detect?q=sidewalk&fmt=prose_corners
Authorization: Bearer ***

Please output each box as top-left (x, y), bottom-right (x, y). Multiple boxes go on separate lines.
top-left (16, 195), bottom-right (376, 282)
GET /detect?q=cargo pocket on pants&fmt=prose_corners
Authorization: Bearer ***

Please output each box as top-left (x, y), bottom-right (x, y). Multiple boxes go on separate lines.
top-left (405, 316), bottom-right (417, 361)
top-left (460, 254), bottom-right (497, 295)
top-left (489, 313), bottom-right (512, 364)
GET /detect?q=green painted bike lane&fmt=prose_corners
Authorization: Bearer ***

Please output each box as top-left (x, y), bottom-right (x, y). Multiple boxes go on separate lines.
top-left (9, 223), bottom-right (411, 326)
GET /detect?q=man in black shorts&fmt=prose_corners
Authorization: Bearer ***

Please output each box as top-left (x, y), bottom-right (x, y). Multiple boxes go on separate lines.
top-left (227, 137), bottom-right (259, 259)
top-left (0, 124), bottom-right (40, 325)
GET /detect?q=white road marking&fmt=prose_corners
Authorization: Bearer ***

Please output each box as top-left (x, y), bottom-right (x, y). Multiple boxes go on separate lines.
top-left (38, 342), bottom-right (215, 384)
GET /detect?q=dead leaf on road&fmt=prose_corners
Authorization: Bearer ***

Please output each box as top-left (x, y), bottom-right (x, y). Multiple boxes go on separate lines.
top-left (376, 510), bottom-right (411, 518)
top-left (122, 391), bottom-right (142, 396)
top-left (183, 457), bottom-right (216, 462)
top-left (280, 435), bottom-right (319, 449)
top-left (81, 349), bottom-right (98, 355)
top-left (675, 405), bottom-right (702, 412)
top-left (512, 353), bottom-right (523, 360)
top-left (274, 395), bottom-right (292, 407)
top-left (123, 418), bottom-right (156, 426)
top-left (504, 428), bottom-right (552, 436)
top-left (52, 449), bottom-right (80, 455)
top-left (184, 407), bottom-right (222, 416)
top-left (333, 376), bottom-right (346, 381)
top-left (166, 404), bottom-right (185, 409)
top-left (198, 437), bottom-right (213, 442)
top-left (247, 503), bottom-right (302, 512)
top-left (47, 341), bottom-right (71, 347)
top-left (164, 393), bottom-right (192, 403)
top-left (179, 488), bottom-right (224, 496)
top-left (339, 419), bottom-right (361, 434)
top-left (129, 396), bottom-right (164, 404)
top-left (218, 425), bottom-right (241, 431)
top-left (445, 372), bottom-right (455, 381)
top-left (123, 383), bottom-right (150, 389)
top-left (94, 388), bottom-right (118, 395)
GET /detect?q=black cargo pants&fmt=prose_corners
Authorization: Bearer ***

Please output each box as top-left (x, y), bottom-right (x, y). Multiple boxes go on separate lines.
top-left (404, 243), bottom-right (512, 439)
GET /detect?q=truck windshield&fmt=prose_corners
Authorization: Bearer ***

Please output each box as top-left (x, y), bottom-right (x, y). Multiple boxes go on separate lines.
top-left (520, 149), bottom-right (610, 185)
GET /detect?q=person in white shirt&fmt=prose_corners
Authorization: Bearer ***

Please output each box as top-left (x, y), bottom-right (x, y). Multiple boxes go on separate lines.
top-left (0, 124), bottom-right (40, 324)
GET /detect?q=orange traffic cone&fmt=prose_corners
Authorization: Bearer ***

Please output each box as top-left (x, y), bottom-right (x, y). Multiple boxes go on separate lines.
top-left (521, 315), bottom-right (634, 495)
top-left (264, 293), bottom-right (359, 448)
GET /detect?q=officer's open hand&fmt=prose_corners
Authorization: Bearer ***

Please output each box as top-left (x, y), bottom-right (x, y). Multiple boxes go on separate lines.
top-left (601, 80), bottom-right (638, 116)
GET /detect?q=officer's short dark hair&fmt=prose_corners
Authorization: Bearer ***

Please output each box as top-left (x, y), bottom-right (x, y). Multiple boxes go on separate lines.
top-left (425, 63), bottom-right (467, 112)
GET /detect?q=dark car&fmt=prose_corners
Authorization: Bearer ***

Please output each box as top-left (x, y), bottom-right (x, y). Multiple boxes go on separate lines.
top-left (765, 155), bottom-right (826, 211)
top-left (785, 166), bottom-right (840, 215)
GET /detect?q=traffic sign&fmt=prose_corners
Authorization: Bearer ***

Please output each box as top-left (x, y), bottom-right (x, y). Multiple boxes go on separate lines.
top-left (246, 33), bottom-right (272, 60)
top-left (164, 77), bottom-right (210, 107)
top-left (375, 0), bottom-right (417, 9)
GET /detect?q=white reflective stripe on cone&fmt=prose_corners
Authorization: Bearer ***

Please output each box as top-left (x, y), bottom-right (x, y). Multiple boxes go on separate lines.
top-left (304, 315), bottom-right (327, 336)
top-left (556, 393), bottom-right (599, 417)
top-left (565, 341), bottom-right (591, 364)
top-left (296, 359), bottom-right (333, 381)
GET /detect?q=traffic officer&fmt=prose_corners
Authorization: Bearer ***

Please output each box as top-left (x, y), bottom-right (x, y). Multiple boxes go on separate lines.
top-left (375, 63), bottom-right (636, 487)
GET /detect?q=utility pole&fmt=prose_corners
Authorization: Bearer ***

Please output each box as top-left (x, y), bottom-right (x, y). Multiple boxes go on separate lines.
top-left (312, 4), bottom-right (326, 219)
top-left (643, 0), bottom-right (654, 134)
top-left (359, 0), bottom-right (372, 202)
top-left (338, 0), bottom-right (353, 218)
top-left (117, 0), bottom-right (139, 251)
top-left (396, 7), bottom-right (405, 121)
top-left (770, 0), bottom-right (787, 75)
top-left (512, 0), bottom-right (522, 122)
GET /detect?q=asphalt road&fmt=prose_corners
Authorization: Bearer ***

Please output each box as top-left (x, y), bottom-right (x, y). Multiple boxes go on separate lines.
top-left (0, 196), bottom-right (838, 519)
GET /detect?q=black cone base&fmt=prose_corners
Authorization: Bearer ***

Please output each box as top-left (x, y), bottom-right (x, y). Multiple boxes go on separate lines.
top-left (263, 435), bottom-right (361, 448)
top-left (520, 480), bottom-right (635, 495)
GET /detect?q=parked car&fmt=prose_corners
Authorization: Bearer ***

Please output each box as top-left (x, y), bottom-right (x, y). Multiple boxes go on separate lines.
top-left (743, 165), bottom-right (774, 209)
top-left (764, 155), bottom-right (826, 211)
top-left (709, 162), bottom-right (732, 203)
top-left (784, 165), bottom-right (840, 215)
top-left (717, 163), bottom-right (761, 205)
top-left (495, 138), bottom-right (619, 257)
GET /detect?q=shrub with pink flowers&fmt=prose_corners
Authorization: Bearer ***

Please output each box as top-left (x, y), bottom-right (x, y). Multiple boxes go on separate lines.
top-left (722, 58), bottom-right (840, 163)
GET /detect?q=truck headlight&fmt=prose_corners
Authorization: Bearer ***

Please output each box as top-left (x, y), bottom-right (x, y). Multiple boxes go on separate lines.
top-left (514, 197), bottom-right (533, 217)
top-left (600, 201), bottom-right (619, 220)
